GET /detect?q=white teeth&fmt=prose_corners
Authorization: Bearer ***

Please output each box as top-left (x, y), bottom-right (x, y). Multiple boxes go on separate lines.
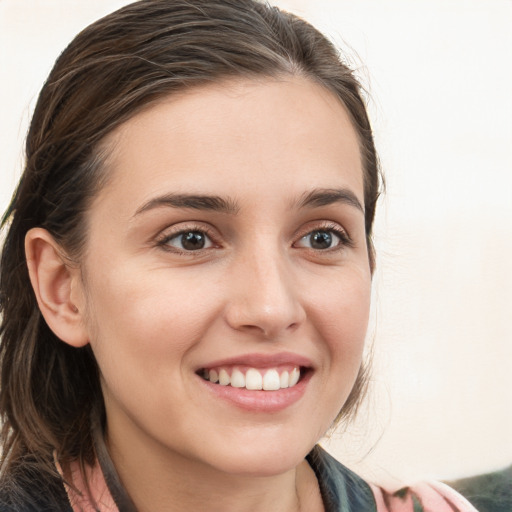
top-left (289, 367), bottom-right (300, 387)
top-left (263, 369), bottom-right (280, 391)
top-left (245, 368), bottom-right (263, 390)
top-left (203, 366), bottom-right (302, 390)
top-left (218, 368), bottom-right (230, 386)
top-left (231, 368), bottom-right (245, 388)
top-left (279, 370), bottom-right (289, 389)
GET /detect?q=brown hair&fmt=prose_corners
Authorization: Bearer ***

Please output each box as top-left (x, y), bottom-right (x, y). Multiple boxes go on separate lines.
top-left (0, 0), bottom-right (382, 504)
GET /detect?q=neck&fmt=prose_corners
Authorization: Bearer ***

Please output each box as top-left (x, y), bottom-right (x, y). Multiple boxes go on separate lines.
top-left (104, 427), bottom-right (323, 512)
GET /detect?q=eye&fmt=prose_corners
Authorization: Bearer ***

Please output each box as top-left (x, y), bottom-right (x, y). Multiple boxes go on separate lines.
top-left (296, 228), bottom-right (348, 250)
top-left (162, 230), bottom-right (214, 251)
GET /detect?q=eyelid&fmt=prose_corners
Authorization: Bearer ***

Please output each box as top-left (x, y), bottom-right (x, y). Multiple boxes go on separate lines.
top-left (293, 221), bottom-right (353, 249)
top-left (155, 222), bottom-right (220, 253)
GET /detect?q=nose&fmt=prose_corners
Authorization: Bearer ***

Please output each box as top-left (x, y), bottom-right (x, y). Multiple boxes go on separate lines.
top-left (224, 250), bottom-right (306, 339)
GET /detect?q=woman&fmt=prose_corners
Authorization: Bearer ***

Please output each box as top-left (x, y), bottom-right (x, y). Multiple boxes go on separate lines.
top-left (0, 1), bottom-right (479, 510)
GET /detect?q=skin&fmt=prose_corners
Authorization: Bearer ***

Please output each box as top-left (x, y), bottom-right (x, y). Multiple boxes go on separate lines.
top-left (27, 76), bottom-right (372, 511)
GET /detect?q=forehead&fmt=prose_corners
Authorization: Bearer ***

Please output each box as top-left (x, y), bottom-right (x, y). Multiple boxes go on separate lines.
top-left (94, 76), bottom-right (364, 214)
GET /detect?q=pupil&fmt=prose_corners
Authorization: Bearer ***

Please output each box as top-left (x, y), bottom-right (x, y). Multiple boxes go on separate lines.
top-left (311, 231), bottom-right (332, 249)
top-left (182, 231), bottom-right (205, 250)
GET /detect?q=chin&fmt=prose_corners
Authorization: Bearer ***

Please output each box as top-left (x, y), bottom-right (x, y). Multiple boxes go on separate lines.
top-left (216, 453), bottom-right (306, 478)
top-left (200, 431), bottom-right (316, 478)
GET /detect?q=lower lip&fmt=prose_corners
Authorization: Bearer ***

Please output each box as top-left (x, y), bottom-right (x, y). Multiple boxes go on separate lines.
top-left (198, 371), bottom-right (311, 413)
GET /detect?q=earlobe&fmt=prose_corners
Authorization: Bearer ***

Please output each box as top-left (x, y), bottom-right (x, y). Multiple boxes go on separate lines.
top-left (25, 228), bottom-right (89, 348)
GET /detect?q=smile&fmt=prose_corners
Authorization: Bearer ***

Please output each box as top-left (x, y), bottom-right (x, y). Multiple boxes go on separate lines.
top-left (201, 366), bottom-right (301, 391)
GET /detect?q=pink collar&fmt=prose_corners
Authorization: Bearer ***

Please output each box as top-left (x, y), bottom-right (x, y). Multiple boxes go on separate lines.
top-left (56, 457), bottom-right (118, 511)
top-left (56, 456), bottom-right (478, 512)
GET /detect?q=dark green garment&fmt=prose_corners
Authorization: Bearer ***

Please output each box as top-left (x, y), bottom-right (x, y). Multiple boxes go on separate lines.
top-left (307, 445), bottom-right (378, 512)
top-left (448, 464), bottom-right (512, 512)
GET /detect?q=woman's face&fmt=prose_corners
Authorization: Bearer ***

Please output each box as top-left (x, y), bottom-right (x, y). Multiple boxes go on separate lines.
top-left (77, 76), bottom-right (372, 477)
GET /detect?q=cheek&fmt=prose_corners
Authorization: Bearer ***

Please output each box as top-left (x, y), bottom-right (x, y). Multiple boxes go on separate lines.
top-left (300, 269), bottom-right (371, 438)
top-left (308, 266), bottom-right (371, 387)
top-left (81, 261), bottom-right (223, 383)
top-left (82, 267), bottom-right (226, 436)
top-left (315, 266), bottom-right (371, 342)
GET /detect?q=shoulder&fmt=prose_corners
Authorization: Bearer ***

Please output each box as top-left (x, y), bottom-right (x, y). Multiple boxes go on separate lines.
top-left (447, 464), bottom-right (512, 512)
top-left (0, 473), bottom-right (72, 512)
top-left (307, 445), bottom-right (480, 512)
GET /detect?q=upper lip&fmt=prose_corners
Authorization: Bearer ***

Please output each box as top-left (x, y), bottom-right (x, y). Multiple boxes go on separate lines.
top-left (198, 352), bottom-right (314, 370)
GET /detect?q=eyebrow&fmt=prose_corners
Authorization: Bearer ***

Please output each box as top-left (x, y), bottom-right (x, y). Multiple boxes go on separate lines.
top-left (134, 187), bottom-right (364, 217)
top-left (297, 188), bottom-right (364, 213)
top-left (134, 193), bottom-right (240, 217)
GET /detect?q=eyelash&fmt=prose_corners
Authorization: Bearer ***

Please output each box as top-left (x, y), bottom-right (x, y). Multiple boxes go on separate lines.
top-left (156, 224), bottom-right (218, 255)
top-left (294, 222), bottom-right (353, 252)
top-left (155, 222), bottom-right (353, 254)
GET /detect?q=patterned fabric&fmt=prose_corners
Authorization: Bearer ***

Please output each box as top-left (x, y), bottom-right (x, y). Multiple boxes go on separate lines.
top-left (370, 481), bottom-right (480, 512)
top-left (308, 446), bottom-right (479, 512)
top-left (59, 445), bottom-right (479, 512)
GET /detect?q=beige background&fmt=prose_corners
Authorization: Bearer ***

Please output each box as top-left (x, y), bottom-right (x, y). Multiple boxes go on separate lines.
top-left (1, 0), bottom-right (511, 486)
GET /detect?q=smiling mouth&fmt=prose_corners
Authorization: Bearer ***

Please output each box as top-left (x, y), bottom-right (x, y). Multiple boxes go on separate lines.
top-left (198, 366), bottom-right (307, 391)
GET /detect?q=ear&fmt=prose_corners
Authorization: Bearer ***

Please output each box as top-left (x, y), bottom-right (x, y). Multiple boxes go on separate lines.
top-left (25, 228), bottom-right (89, 347)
